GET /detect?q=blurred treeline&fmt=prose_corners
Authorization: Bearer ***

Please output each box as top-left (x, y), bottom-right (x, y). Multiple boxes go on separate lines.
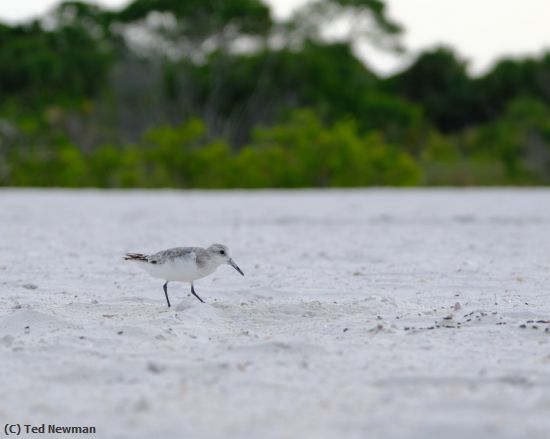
top-left (2, 0), bottom-right (550, 187)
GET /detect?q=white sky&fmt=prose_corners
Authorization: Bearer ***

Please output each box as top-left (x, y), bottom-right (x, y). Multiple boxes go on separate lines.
top-left (2, 0), bottom-right (550, 76)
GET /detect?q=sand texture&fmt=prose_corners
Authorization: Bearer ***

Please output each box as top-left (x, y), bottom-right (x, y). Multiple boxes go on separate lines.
top-left (1, 189), bottom-right (550, 438)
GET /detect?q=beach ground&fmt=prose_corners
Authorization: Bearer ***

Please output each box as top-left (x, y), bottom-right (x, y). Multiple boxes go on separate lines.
top-left (1, 189), bottom-right (549, 438)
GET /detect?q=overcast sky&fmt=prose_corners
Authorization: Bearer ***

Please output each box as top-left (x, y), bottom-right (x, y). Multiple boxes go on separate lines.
top-left (2, 0), bottom-right (550, 76)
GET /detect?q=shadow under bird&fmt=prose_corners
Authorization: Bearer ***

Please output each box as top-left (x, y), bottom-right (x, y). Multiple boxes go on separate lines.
top-left (124, 243), bottom-right (244, 307)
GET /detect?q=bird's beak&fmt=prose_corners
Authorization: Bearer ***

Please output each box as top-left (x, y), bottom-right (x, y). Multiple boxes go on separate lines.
top-left (228, 259), bottom-right (244, 276)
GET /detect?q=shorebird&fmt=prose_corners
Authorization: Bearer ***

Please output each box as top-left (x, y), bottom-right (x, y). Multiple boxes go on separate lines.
top-left (124, 243), bottom-right (244, 307)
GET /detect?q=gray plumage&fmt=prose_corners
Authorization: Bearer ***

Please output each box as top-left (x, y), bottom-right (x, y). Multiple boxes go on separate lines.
top-left (125, 247), bottom-right (209, 267)
top-left (124, 243), bottom-right (244, 307)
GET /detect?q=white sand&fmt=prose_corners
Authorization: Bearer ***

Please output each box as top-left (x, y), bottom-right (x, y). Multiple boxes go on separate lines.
top-left (1, 189), bottom-right (550, 438)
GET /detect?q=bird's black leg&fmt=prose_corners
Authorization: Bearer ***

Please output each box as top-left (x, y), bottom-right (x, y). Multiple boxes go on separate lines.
top-left (163, 281), bottom-right (171, 308)
top-left (191, 283), bottom-right (205, 303)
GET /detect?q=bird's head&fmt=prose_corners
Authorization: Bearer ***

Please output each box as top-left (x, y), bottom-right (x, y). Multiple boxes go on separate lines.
top-left (207, 243), bottom-right (244, 276)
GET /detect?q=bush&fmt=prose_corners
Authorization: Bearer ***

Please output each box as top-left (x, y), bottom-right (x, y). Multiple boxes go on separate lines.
top-left (238, 110), bottom-right (421, 187)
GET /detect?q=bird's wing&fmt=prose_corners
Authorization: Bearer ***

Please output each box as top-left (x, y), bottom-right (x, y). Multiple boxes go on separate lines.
top-left (148, 247), bottom-right (198, 265)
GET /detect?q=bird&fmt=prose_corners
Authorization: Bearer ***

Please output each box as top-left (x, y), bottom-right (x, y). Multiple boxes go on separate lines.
top-left (124, 243), bottom-right (244, 307)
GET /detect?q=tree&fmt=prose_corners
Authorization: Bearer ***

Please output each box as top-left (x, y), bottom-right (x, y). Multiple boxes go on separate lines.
top-left (0, 20), bottom-right (112, 104)
top-left (386, 47), bottom-right (479, 132)
top-left (115, 0), bottom-right (273, 60)
top-left (476, 55), bottom-right (550, 120)
top-left (285, 0), bottom-right (402, 52)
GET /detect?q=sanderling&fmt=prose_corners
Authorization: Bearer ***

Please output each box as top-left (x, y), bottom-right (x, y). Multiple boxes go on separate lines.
top-left (124, 243), bottom-right (244, 307)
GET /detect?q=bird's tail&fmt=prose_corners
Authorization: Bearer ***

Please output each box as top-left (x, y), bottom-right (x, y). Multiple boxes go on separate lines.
top-left (124, 253), bottom-right (148, 261)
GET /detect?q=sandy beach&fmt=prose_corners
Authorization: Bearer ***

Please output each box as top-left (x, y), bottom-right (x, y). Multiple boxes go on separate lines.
top-left (1, 189), bottom-right (550, 438)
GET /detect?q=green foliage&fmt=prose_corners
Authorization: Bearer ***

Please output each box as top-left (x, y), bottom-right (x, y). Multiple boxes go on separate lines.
top-left (2, 112), bottom-right (421, 187)
top-left (118, 0), bottom-right (272, 37)
top-left (386, 47), bottom-right (479, 132)
top-left (241, 110), bottom-right (420, 187)
top-left (188, 42), bottom-right (421, 146)
top-left (474, 55), bottom-right (550, 122)
top-left (418, 98), bottom-right (550, 185)
top-left (0, 20), bottom-right (112, 104)
top-left (3, 0), bottom-right (550, 187)
top-left (469, 99), bottom-right (550, 182)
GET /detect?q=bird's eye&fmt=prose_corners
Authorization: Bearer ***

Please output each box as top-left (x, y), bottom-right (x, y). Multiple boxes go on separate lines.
top-left (220, 250), bottom-right (225, 255)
